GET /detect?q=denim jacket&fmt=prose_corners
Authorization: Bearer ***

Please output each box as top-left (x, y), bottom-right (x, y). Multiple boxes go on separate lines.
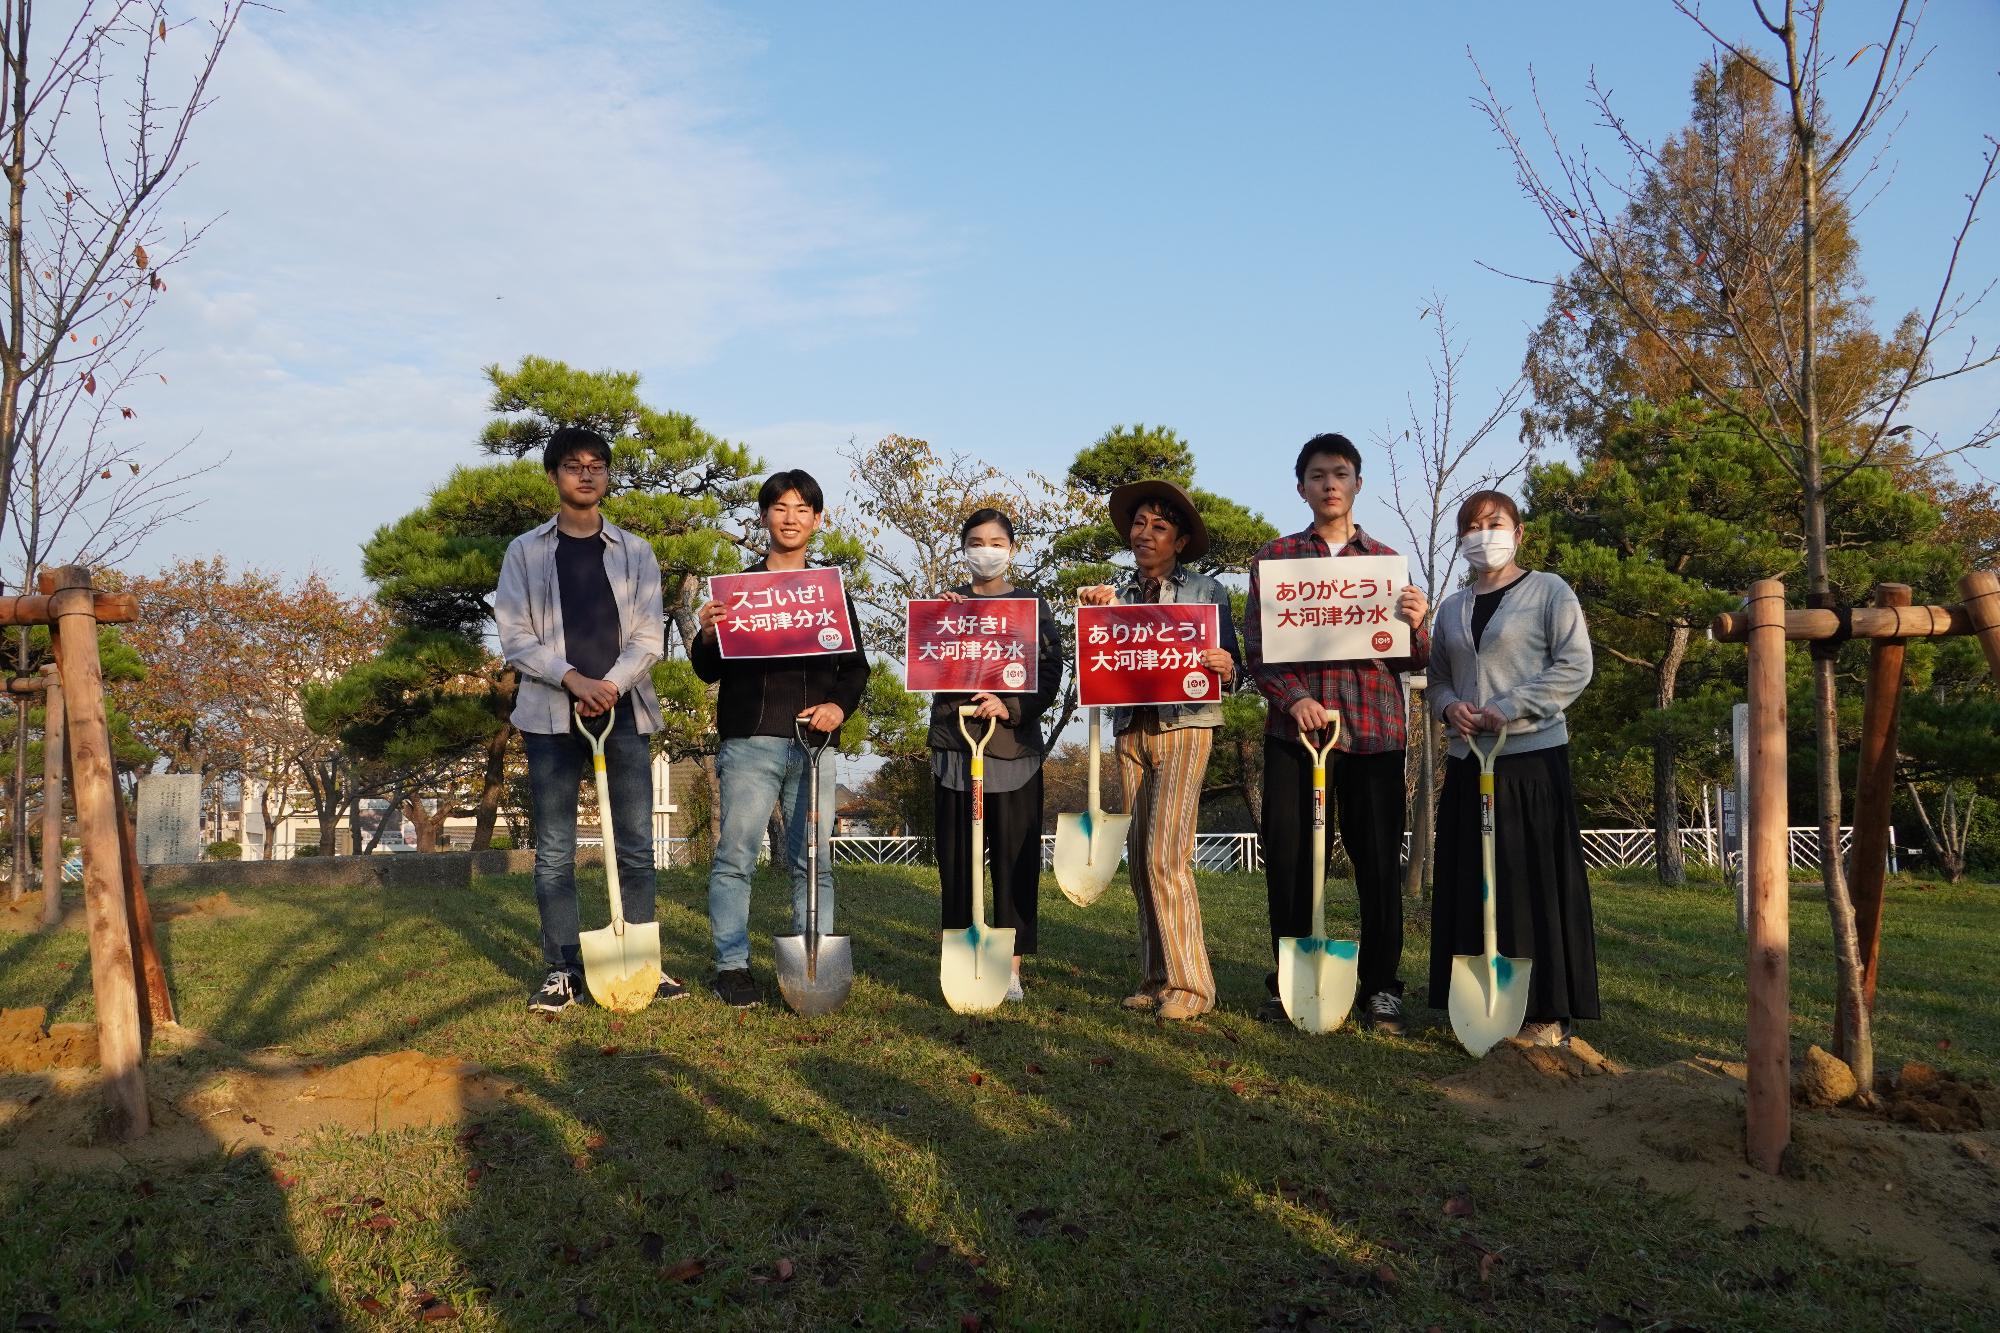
top-left (1107, 564), bottom-right (1244, 734)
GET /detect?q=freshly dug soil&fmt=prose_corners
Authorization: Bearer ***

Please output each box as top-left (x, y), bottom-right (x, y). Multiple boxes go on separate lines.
top-left (0, 1042), bottom-right (517, 1173)
top-left (0, 1007), bottom-right (98, 1073)
top-left (1440, 1040), bottom-right (2000, 1291)
top-left (0, 888), bottom-right (250, 933)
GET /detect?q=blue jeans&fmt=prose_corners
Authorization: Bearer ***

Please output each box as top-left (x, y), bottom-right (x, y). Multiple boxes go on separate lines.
top-left (522, 700), bottom-right (657, 974)
top-left (707, 734), bottom-right (836, 971)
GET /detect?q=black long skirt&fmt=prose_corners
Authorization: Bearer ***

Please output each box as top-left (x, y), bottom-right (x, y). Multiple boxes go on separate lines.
top-left (1425, 743), bottom-right (1600, 1021)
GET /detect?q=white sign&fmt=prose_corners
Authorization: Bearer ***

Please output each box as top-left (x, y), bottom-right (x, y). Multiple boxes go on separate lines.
top-left (135, 774), bottom-right (204, 864)
top-left (1258, 554), bottom-right (1410, 664)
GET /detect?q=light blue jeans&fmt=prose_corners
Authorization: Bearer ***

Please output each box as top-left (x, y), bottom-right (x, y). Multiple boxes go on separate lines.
top-left (707, 735), bottom-right (837, 971)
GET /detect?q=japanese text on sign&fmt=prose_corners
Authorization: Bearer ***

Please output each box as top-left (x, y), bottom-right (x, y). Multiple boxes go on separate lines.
top-left (709, 567), bottom-right (856, 659)
top-left (1077, 603), bottom-right (1221, 707)
top-left (905, 598), bottom-right (1040, 693)
top-left (1258, 554), bottom-right (1410, 663)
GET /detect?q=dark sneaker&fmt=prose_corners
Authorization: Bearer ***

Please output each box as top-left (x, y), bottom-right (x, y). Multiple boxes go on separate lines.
top-left (1518, 1019), bottom-right (1572, 1048)
top-left (1254, 995), bottom-right (1289, 1024)
top-left (1364, 990), bottom-right (1406, 1037)
top-left (711, 968), bottom-right (760, 1008)
top-left (529, 969), bottom-right (579, 1013)
top-left (655, 973), bottom-right (689, 1002)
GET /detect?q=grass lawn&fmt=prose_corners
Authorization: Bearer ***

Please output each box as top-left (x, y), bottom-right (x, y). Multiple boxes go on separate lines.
top-left (1, 861), bottom-right (1995, 1330)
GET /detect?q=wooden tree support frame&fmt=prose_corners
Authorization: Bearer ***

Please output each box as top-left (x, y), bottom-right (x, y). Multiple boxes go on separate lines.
top-left (0, 566), bottom-right (158, 1140)
top-left (1714, 569), bottom-right (2000, 1174)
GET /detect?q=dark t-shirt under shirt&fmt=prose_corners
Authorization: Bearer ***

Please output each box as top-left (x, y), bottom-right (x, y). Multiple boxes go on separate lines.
top-left (556, 528), bottom-right (621, 683)
top-left (1470, 570), bottom-right (1531, 650)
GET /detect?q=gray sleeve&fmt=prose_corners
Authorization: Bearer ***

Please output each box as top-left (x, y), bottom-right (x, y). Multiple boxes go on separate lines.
top-left (495, 538), bottom-right (574, 689)
top-left (1426, 598), bottom-right (1463, 720)
top-left (1489, 578), bottom-right (1593, 725)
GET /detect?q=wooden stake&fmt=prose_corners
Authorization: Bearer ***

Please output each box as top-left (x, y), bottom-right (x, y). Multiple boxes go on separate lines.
top-left (50, 565), bottom-right (147, 1139)
top-left (39, 666), bottom-right (64, 930)
top-left (1744, 579), bottom-right (1791, 1174)
top-left (1710, 602), bottom-right (1967, 643)
top-left (113, 774), bottom-right (174, 1031)
top-left (1840, 583), bottom-right (1908, 1057)
top-left (1960, 570), bottom-right (2000, 687)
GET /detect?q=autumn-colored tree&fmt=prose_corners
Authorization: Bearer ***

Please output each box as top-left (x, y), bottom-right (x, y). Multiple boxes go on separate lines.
top-left (1477, 7), bottom-right (1999, 1088)
top-left (118, 557), bottom-right (388, 857)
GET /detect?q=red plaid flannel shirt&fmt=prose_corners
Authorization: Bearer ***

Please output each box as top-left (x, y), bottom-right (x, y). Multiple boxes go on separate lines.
top-left (1245, 526), bottom-right (1429, 752)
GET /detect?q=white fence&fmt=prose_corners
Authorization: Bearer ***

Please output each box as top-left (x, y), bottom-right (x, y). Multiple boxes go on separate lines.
top-left (754, 827), bottom-right (1878, 874)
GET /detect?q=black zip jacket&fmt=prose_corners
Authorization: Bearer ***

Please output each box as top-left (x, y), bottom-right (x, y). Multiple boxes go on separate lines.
top-left (690, 559), bottom-right (871, 739)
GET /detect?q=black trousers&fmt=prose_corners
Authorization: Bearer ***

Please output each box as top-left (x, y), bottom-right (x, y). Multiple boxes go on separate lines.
top-left (935, 773), bottom-right (1042, 955)
top-left (1261, 738), bottom-right (1406, 997)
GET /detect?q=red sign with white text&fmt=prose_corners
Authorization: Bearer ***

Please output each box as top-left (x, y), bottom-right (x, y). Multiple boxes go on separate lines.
top-left (709, 567), bottom-right (856, 659)
top-left (1076, 603), bottom-right (1221, 707)
top-left (904, 598), bottom-right (1039, 693)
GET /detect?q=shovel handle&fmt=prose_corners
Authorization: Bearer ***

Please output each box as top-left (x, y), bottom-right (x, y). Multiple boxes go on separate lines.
top-left (1299, 712), bottom-right (1340, 938)
top-left (1465, 728), bottom-right (1508, 966)
top-left (795, 716), bottom-right (834, 947)
top-left (575, 704), bottom-right (625, 936)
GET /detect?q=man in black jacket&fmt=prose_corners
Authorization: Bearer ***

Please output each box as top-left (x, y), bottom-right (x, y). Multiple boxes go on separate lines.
top-left (691, 470), bottom-right (869, 1006)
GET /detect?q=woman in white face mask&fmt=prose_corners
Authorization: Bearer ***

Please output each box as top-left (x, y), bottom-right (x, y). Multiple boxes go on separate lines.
top-left (927, 508), bottom-right (1064, 1000)
top-left (1425, 491), bottom-right (1599, 1048)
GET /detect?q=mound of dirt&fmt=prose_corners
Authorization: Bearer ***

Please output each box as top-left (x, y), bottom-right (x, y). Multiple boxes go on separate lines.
top-left (0, 1043), bottom-right (518, 1173)
top-left (0, 1007), bottom-right (98, 1073)
top-left (1883, 1062), bottom-right (1989, 1134)
top-left (0, 887), bottom-right (250, 933)
top-left (1795, 1044), bottom-right (1859, 1108)
top-left (1440, 1044), bottom-right (2000, 1291)
top-left (154, 891), bottom-right (250, 923)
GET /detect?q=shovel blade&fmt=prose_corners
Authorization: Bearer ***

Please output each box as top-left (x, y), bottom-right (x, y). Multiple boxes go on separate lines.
top-left (774, 933), bottom-right (853, 1017)
top-left (580, 920), bottom-right (662, 1013)
top-left (940, 924), bottom-right (1015, 1014)
top-left (1276, 936), bottom-right (1358, 1034)
top-left (1447, 954), bottom-right (1534, 1057)
top-left (1053, 810), bottom-right (1131, 907)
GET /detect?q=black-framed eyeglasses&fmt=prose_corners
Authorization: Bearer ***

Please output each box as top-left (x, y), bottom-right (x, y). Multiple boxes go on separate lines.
top-left (561, 462), bottom-right (609, 478)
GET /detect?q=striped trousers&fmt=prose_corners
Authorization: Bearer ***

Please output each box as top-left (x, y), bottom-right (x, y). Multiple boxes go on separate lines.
top-left (1117, 718), bottom-right (1216, 1014)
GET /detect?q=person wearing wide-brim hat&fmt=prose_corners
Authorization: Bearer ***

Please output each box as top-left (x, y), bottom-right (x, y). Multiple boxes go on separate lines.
top-left (1077, 479), bottom-right (1241, 1020)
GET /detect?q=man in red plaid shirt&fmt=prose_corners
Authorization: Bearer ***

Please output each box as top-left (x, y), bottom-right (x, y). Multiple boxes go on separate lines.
top-left (1246, 433), bottom-right (1428, 1034)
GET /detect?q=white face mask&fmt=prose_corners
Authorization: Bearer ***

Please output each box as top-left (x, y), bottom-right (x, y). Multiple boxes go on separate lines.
top-left (1459, 529), bottom-right (1518, 572)
top-left (963, 545), bottom-right (1012, 580)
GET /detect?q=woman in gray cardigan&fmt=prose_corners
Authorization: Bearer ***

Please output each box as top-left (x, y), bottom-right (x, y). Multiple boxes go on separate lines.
top-left (1425, 490), bottom-right (1599, 1045)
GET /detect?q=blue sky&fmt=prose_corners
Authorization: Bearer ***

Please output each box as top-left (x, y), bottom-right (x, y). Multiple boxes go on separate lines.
top-left (128, 1), bottom-right (1997, 589)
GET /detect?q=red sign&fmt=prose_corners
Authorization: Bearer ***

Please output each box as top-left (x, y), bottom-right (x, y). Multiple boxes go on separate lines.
top-left (1076, 604), bottom-right (1221, 707)
top-left (904, 598), bottom-right (1040, 693)
top-left (709, 567), bottom-right (856, 659)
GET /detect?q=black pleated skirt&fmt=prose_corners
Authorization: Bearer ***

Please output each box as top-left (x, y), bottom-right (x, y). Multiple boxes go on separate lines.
top-left (1425, 743), bottom-right (1601, 1020)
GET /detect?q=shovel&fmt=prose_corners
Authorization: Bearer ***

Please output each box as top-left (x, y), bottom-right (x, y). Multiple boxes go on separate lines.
top-left (774, 717), bottom-right (853, 1017)
top-left (1053, 707), bottom-right (1130, 907)
top-left (574, 705), bottom-right (662, 1013)
top-left (940, 704), bottom-right (1014, 1014)
top-left (1448, 728), bottom-right (1533, 1057)
top-left (1277, 714), bottom-right (1359, 1034)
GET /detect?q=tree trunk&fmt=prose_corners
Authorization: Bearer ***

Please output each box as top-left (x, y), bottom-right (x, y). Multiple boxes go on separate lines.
top-left (1404, 702), bottom-right (1434, 899)
top-left (1792, 90), bottom-right (1873, 1092)
top-left (403, 796), bottom-right (450, 853)
top-left (10, 624), bottom-right (29, 898)
top-left (702, 753), bottom-right (721, 852)
top-left (1652, 623), bottom-right (1690, 887)
top-left (471, 722), bottom-right (512, 851)
top-left (1237, 732), bottom-right (1262, 829)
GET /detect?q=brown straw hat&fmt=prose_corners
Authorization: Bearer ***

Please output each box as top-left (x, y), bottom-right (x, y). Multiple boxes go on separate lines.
top-left (1107, 479), bottom-right (1209, 560)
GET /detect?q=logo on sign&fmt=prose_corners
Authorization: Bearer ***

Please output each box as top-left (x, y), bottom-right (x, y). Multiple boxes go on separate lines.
top-left (1181, 670), bottom-right (1208, 699)
top-left (1371, 630), bottom-right (1393, 652)
top-left (1001, 662), bottom-right (1027, 689)
top-left (816, 627), bottom-right (844, 650)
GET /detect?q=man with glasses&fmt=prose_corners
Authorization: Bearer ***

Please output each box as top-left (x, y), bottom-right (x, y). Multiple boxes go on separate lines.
top-left (495, 426), bottom-right (687, 1013)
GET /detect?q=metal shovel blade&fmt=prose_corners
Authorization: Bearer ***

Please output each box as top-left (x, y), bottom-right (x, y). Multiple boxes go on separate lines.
top-left (580, 919), bottom-right (662, 1013)
top-left (774, 932), bottom-right (853, 1017)
top-left (1053, 808), bottom-right (1131, 907)
top-left (940, 923), bottom-right (1015, 1014)
top-left (1448, 953), bottom-right (1533, 1057)
top-left (1276, 934), bottom-right (1359, 1034)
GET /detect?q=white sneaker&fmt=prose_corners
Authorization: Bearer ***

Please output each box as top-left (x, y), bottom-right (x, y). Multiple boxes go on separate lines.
top-left (1004, 975), bottom-right (1025, 1003)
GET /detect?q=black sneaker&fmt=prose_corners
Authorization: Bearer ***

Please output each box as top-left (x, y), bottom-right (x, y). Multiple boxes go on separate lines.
top-left (1364, 990), bottom-right (1406, 1037)
top-left (1254, 995), bottom-right (1289, 1024)
top-left (656, 973), bottom-right (689, 1002)
top-left (711, 968), bottom-right (760, 1008)
top-left (529, 969), bottom-right (579, 1013)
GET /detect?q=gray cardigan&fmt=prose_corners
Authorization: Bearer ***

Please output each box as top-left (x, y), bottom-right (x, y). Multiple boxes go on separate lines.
top-left (1428, 570), bottom-right (1592, 759)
